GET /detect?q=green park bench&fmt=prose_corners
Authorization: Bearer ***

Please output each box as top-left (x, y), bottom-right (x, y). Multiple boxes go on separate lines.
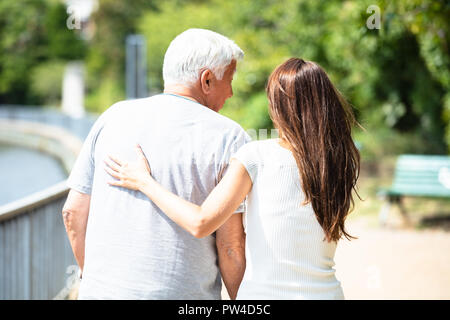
top-left (377, 154), bottom-right (450, 226)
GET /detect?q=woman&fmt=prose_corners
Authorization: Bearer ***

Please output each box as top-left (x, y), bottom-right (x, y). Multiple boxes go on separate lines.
top-left (104, 58), bottom-right (361, 299)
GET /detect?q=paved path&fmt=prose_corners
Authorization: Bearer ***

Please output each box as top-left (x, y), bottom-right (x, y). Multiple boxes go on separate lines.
top-left (334, 219), bottom-right (450, 299)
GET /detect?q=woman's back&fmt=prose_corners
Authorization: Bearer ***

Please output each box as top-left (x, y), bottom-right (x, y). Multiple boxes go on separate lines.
top-left (234, 139), bottom-right (344, 299)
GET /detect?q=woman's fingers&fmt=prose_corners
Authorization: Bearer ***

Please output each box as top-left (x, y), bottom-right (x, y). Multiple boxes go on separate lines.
top-left (104, 151), bottom-right (143, 191)
top-left (104, 158), bottom-right (120, 173)
top-left (104, 165), bottom-right (121, 180)
top-left (108, 154), bottom-right (123, 167)
top-left (136, 144), bottom-right (151, 173)
top-left (135, 145), bottom-right (147, 161)
top-left (104, 165), bottom-right (125, 187)
top-left (107, 180), bottom-right (123, 187)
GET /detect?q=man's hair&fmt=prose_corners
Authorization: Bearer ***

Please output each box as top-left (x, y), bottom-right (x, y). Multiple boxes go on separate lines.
top-left (163, 29), bottom-right (244, 86)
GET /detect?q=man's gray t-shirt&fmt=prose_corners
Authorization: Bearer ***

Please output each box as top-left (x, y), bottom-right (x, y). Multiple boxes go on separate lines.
top-left (67, 94), bottom-right (250, 299)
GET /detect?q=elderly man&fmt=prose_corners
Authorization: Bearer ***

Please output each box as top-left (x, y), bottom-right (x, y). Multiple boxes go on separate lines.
top-left (62, 29), bottom-right (250, 299)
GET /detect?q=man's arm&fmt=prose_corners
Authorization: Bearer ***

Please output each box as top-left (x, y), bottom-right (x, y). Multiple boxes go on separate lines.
top-left (62, 189), bottom-right (90, 272)
top-left (216, 213), bottom-right (246, 300)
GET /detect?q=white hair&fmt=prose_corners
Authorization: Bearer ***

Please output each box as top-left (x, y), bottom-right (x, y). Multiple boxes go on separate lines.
top-left (162, 29), bottom-right (244, 86)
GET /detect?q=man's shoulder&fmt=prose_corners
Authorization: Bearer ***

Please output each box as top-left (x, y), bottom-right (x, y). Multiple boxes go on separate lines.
top-left (103, 95), bottom-right (248, 139)
top-left (210, 115), bottom-right (251, 147)
top-left (105, 96), bottom-right (156, 114)
top-left (209, 111), bottom-right (246, 134)
top-left (95, 96), bottom-right (161, 124)
top-left (189, 105), bottom-right (244, 136)
top-left (95, 99), bottom-right (129, 120)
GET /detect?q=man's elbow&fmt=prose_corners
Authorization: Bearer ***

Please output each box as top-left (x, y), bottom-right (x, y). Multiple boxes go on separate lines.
top-left (62, 206), bottom-right (76, 230)
top-left (63, 190), bottom-right (90, 224)
top-left (62, 203), bottom-right (87, 232)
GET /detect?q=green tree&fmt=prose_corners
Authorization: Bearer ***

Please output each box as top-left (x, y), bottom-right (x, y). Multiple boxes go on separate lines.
top-left (0, 0), bottom-right (86, 105)
top-left (84, 0), bottom-right (157, 112)
top-left (135, 0), bottom-right (449, 153)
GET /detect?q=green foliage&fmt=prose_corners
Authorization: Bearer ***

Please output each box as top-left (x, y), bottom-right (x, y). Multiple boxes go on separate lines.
top-left (44, 2), bottom-right (86, 60)
top-left (0, 0), bottom-right (85, 105)
top-left (354, 125), bottom-right (445, 163)
top-left (0, 0), bottom-right (449, 154)
top-left (376, 0), bottom-right (450, 152)
top-left (0, 0), bottom-right (49, 104)
top-left (29, 60), bottom-right (66, 106)
top-left (134, 0), bottom-right (450, 153)
top-left (85, 76), bottom-right (123, 113)
top-left (84, 0), bottom-right (156, 111)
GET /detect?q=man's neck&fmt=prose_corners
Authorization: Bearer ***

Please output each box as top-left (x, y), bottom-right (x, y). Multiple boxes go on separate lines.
top-left (163, 84), bottom-right (207, 107)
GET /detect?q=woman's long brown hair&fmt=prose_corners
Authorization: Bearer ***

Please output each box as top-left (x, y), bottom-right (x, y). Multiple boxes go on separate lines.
top-left (266, 58), bottom-right (360, 242)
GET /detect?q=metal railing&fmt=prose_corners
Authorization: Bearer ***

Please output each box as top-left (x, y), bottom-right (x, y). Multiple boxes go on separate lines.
top-left (0, 106), bottom-right (96, 299)
top-left (0, 182), bottom-right (74, 299)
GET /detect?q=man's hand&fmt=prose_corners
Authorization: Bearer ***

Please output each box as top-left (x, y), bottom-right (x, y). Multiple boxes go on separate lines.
top-left (62, 189), bottom-right (91, 272)
top-left (216, 213), bottom-right (246, 300)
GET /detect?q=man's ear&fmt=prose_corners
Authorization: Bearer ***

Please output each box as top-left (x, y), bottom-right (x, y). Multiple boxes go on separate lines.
top-left (200, 69), bottom-right (213, 94)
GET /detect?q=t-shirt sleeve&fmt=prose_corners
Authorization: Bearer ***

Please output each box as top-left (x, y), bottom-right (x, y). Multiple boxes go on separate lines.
top-left (66, 112), bottom-right (108, 195)
top-left (232, 142), bottom-right (258, 183)
top-left (217, 128), bottom-right (252, 214)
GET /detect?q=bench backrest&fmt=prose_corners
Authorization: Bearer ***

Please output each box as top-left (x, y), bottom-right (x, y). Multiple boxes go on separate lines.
top-left (391, 155), bottom-right (450, 197)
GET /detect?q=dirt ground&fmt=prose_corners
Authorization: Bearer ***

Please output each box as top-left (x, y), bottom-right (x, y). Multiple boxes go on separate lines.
top-left (333, 218), bottom-right (450, 299)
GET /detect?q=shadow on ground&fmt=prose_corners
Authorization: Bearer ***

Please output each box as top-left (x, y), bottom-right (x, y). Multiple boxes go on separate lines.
top-left (419, 213), bottom-right (450, 232)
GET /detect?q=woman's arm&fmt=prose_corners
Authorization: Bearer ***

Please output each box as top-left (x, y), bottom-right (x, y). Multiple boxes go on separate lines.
top-left (104, 146), bottom-right (252, 238)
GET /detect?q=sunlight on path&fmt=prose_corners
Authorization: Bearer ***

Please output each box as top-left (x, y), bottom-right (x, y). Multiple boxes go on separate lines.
top-left (335, 219), bottom-right (450, 299)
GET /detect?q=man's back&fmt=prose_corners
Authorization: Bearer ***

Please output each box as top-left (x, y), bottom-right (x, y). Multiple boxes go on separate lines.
top-left (68, 94), bottom-right (248, 299)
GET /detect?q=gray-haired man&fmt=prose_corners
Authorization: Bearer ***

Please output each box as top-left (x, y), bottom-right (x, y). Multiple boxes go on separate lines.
top-left (62, 29), bottom-right (250, 299)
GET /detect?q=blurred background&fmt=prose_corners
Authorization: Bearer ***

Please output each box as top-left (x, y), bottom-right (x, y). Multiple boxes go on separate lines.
top-left (0, 0), bottom-right (449, 300)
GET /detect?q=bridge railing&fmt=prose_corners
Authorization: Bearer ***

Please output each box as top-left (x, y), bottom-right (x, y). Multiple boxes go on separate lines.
top-left (0, 106), bottom-right (96, 299)
top-left (0, 105), bottom-right (96, 139)
top-left (0, 182), bottom-right (75, 299)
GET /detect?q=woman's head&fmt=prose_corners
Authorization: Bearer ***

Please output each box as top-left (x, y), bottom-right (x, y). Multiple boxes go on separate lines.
top-left (267, 58), bottom-right (361, 242)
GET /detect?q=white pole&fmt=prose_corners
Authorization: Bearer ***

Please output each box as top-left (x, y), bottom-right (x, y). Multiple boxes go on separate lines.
top-left (62, 62), bottom-right (85, 118)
